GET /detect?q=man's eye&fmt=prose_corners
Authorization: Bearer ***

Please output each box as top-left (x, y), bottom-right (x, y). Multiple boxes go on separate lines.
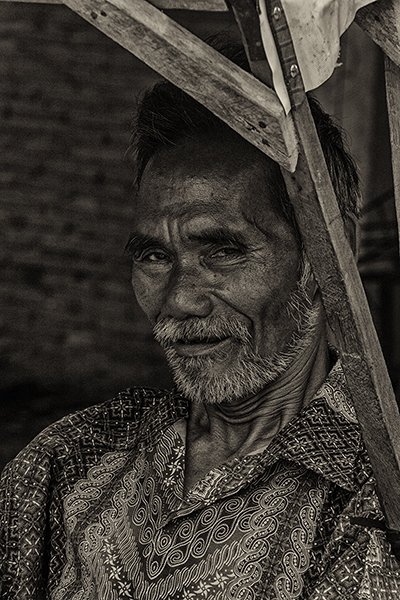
top-left (210, 247), bottom-right (244, 259)
top-left (135, 250), bottom-right (170, 263)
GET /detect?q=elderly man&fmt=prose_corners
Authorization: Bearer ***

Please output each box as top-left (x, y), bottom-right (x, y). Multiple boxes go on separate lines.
top-left (1, 42), bottom-right (399, 600)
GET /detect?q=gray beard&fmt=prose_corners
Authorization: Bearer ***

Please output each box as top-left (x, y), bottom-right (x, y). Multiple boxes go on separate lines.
top-left (153, 282), bottom-right (318, 405)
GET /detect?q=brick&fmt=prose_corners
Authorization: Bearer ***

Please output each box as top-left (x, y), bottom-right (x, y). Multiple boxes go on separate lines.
top-left (0, 1), bottom-right (171, 429)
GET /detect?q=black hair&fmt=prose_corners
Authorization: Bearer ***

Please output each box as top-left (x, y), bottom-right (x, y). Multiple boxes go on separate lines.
top-left (129, 35), bottom-right (360, 228)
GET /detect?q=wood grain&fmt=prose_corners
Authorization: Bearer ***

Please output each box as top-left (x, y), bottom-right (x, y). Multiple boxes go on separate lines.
top-left (228, 0), bottom-right (273, 87)
top-left (0, 0), bottom-right (229, 6)
top-left (151, 0), bottom-right (227, 9)
top-left (284, 99), bottom-right (400, 531)
top-left (0, 0), bottom-right (62, 3)
top-left (62, 0), bottom-right (298, 171)
top-left (356, 0), bottom-right (400, 68)
top-left (385, 54), bottom-right (400, 257)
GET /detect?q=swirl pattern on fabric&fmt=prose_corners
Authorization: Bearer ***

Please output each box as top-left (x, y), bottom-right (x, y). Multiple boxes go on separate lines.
top-left (54, 422), bottom-right (329, 600)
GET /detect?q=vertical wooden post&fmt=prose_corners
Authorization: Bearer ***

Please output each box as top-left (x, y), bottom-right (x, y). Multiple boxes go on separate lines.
top-left (385, 54), bottom-right (400, 257)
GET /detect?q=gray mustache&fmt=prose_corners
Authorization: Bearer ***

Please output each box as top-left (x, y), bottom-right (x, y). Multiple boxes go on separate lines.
top-left (153, 316), bottom-right (251, 347)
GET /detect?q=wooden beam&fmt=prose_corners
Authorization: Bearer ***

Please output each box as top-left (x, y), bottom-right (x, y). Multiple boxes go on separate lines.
top-left (230, 0), bottom-right (400, 533)
top-left (0, 0), bottom-right (229, 8)
top-left (0, 0), bottom-right (61, 3)
top-left (356, 0), bottom-right (400, 68)
top-left (276, 11), bottom-right (400, 535)
top-left (284, 104), bottom-right (400, 531)
top-left (228, 0), bottom-right (272, 86)
top-left (385, 54), bottom-right (400, 257)
top-left (151, 0), bottom-right (227, 9)
top-left (62, 0), bottom-right (297, 171)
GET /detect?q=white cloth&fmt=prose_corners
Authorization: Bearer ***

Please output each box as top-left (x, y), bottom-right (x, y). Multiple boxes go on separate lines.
top-left (259, 0), bottom-right (378, 113)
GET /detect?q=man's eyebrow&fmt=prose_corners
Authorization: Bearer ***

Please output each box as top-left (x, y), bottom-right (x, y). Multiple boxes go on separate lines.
top-left (187, 228), bottom-right (248, 247)
top-left (124, 232), bottom-right (164, 255)
top-left (124, 228), bottom-right (249, 255)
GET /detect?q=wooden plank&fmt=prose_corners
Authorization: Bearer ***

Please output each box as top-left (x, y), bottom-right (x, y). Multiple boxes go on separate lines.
top-left (230, 0), bottom-right (400, 532)
top-left (277, 16), bottom-right (400, 533)
top-left (284, 103), bottom-right (400, 531)
top-left (0, 0), bottom-right (228, 8)
top-left (151, 0), bottom-right (227, 9)
top-left (62, 0), bottom-right (298, 171)
top-left (228, 0), bottom-right (272, 86)
top-left (356, 0), bottom-right (400, 68)
top-left (385, 54), bottom-right (400, 257)
top-left (0, 0), bottom-right (61, 3)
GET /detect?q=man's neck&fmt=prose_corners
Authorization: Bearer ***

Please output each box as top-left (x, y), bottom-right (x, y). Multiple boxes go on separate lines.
top-left (184, 322), bottom-right (330, 491)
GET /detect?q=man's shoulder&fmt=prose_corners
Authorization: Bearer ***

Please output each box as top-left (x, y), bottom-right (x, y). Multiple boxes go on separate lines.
top-left (0, 387), bottom-right (185, 595)
top-left (2, 386), bottom-right (188, 479)
top-left (310, 475), bottom-right (400, 597)
top-left (48, 385), bottom-right (185, 442)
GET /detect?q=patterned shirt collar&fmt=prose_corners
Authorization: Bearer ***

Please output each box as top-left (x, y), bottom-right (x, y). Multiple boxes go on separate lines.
top-left (169, 359), bottom-right (368, 507)
top-left (264, 359), bottom-right (368, 491)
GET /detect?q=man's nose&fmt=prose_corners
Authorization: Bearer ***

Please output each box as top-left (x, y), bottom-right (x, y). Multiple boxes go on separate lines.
top-left (162, 268), bottom-right (213, 320)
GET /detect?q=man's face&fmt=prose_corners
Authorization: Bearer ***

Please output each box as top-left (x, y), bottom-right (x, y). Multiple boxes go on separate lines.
top-left (130, 134), bottom-right (307, 403)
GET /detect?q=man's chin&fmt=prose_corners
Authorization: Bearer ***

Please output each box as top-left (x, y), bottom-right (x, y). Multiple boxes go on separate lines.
top-left (165, 348), bottom-right (271, 405)
top-left (165, 335), bottom-right (310, 404)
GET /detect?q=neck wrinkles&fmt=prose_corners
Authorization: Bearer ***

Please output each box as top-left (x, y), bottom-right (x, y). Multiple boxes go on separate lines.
top-left (194, 315), bottom-right (330, 436)
top-left (185, 306), bottom-right (331, 483)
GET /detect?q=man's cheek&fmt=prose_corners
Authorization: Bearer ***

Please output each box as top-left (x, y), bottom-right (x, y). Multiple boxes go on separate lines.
top-left (131, 277), bottom-right (160, 322)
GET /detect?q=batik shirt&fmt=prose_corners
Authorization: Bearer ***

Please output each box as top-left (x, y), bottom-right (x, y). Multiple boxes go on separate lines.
top-left (1, 362), bottom-right (400, 599)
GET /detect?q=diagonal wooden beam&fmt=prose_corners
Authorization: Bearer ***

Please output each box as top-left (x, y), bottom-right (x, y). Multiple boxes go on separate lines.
top-left (150, 0), bottom-right (227, 8)
top-left (0, 0), bottom-right (61, 3)
top-left (356, 0), bottom-right (400, 68)
top-left (61, 0), bottom-right (297, 171)
top-left (284, 105), bottom-right (400, 535)
top-left (0, 0), bottom-right (228, 7)
top-left (229, 0), bottom-right (400, 535)
top-left (385, 54), bottom-right (400, 258)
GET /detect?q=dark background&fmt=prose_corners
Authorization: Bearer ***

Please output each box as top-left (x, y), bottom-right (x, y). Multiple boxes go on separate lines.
top-left (1, 2), bottom-right (399, 469)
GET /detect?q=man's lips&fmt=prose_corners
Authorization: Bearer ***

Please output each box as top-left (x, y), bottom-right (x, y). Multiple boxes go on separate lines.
top-left (172, 336), bottom-right (232, 357)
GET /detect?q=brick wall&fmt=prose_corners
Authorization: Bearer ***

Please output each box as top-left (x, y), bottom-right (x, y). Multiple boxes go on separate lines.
top-left (0, 4), bottom-right (172, 408)
top-left (0, 3), bottom-right (236, 465)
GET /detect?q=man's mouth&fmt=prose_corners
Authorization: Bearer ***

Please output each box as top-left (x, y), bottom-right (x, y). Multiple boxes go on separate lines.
top-left (172, 336), bottom-right (232, 357)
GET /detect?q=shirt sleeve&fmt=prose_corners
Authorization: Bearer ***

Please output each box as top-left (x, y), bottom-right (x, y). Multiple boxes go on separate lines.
top-left (0, 442), bottom-right (54, 599)
top-left (307, 477), bottom-right (400, 599)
